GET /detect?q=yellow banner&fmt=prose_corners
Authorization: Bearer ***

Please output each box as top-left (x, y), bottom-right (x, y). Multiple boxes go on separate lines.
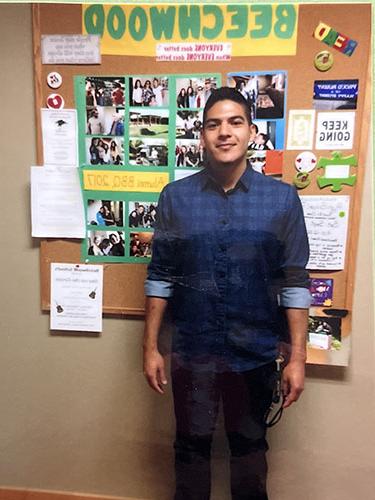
top-left (83, 170), bottom-right (169, 192)
top-left (82, 4), bottom-right (298, 56)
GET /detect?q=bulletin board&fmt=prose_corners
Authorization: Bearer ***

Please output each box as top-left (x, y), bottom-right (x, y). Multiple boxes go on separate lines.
top-left (33, 3), bottom-right (372, 365)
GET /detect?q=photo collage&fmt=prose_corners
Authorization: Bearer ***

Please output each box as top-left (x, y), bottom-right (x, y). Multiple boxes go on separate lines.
top-left (77, 73), bottom-right (221, 262)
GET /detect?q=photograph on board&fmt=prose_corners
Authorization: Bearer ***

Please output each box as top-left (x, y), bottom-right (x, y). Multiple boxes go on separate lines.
top-left (248, 150), bottom-right (283, 180)
top-left (86, 137), bottom-right (124, 165)
top-left (130, 232), bottom-right (153, 258)
top-left (86, 76), bottom-right (125, 107)
top-left (175, 139), bottom-right (204, 168)
top-left (129, 109), bottom-right (169, 139)
top-left (129, 138), bottom-right (168, 166)
top-left (128, 201), bottom-right (158, 229)
top-left (308, 316), bottom-right (342, 351)
top-left (176, 76), bottom-right (218, 109)
top-left (176, 111), bottom-right (203, 139)
top-left (86, 107), bottom-right (124, 136)
top-left (129, 76), bottom-right (169, 107)
top-left (248, 121), bottom-right (277, 150)
top-left (87, 200), bottom-right (124, 227)
top-left (87, 230), bottom-right (125, 257)
top-left (228, 72), bottom-right (286, 120)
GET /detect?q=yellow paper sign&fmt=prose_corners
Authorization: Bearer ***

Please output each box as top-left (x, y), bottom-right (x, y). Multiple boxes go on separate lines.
top-left (82, 4), bottom-right (298, 57)
top-left (83, 170), bottom-right (169, 193)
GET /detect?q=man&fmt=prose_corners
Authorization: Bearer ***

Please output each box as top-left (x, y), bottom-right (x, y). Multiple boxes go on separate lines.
top-left (143, 87), bottom-right (310, 500)
top-left (87, 108), bottom-right (104, 135)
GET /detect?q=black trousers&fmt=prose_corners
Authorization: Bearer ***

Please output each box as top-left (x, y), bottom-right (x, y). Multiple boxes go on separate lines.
top-left (171, 360), bottom-right (275, 500)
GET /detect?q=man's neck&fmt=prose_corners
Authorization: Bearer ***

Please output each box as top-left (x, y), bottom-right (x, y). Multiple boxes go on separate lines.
top-left (207, 160), bottom-right (247, 191)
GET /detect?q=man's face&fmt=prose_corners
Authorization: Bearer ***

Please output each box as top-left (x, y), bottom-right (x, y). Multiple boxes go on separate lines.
top-left (201, 99), bottom-right (252, 169)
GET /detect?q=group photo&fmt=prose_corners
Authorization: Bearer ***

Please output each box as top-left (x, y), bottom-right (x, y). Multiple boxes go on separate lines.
top-left (130, 232), bottom-right (153, 258)
top-left (87, 230), bottom-right (125, 257)
top-left (86, 107), bottom-right (124, 136)
top-left (128, 202), bottom-right (158, 229)
top-left (87, 200), bottom-right (123, 227)
top-left (129, 76), bottom-right (169, 107)
top-left (176, 76), bottom-right (218, 109)
top-left (86, 137), bottom-right (124, 165)
top-left (85, 76), bottom-right (125, 108)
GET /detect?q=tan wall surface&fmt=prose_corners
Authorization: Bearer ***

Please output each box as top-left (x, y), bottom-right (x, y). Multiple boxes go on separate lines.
top-left (0, 4), bottom-right (374, 500)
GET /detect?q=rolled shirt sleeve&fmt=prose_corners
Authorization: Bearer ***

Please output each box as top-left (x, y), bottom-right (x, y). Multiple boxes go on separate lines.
top-left (276, 185), bottom-right (311, 307)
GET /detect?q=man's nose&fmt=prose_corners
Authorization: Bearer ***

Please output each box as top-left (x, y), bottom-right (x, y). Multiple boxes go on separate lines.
top-left (218, 121), bottom-right (231, 136)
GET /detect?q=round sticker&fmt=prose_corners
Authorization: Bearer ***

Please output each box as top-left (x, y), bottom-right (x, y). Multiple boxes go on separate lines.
top-left (314, 51), bottom-right (334, 72)
top-left (46, 93), bottom-right (65, 109)
top-left (293, 172), bottom-right (311, 189)
top-left (295, 152), bottom-right (317, 173)
top-left (46, 71), bottom-right (62, 89)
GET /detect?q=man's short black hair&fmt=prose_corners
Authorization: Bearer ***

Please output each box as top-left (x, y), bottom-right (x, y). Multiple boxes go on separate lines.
top-left (203, 86), bottom-right (252, 126)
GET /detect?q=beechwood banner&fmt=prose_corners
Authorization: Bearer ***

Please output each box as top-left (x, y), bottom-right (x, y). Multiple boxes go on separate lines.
top-left (82, 4), bottom-right (298, 57)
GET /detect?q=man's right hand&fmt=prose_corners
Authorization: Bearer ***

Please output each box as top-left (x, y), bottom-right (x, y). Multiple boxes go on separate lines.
top-left (143, 349), bottom-right (168, 394)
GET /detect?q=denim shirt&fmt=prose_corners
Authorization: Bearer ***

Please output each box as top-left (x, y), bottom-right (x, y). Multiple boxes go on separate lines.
top-left (146, 167), bottom-right (310, 371)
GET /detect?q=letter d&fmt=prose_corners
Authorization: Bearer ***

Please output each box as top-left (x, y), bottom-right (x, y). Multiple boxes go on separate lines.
top-left (314, 22), bottom-right (331, 41)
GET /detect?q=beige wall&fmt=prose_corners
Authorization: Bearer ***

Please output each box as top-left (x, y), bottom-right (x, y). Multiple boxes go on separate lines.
top-left (0, 4), bottom-right (374, 500)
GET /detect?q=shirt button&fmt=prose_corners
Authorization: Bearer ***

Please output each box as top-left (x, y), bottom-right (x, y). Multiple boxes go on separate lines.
top-left (219, 244), bottom-right (226, 251)
top-left (219, 219), bottom-right (228, 225)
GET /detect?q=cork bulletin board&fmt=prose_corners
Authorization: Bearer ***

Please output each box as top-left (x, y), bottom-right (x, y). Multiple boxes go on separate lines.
top-left (33, 3), bottom-right (372, 364)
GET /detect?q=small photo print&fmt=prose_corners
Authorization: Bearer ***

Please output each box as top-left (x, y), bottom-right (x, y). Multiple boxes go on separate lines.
top-left (313, 79), bottom-right (358, 111)
top-left (129, 109), bottom-right (169, 139)
top-left (228, 72), bottom-right (286, 120)
top-left (175, 139), bottom-right (204, 168)
top-left (87, 200), bottom-right (124, 227)
top-left (248, 150), bottom-right (282, 179)
top-left (129, 76), bottom-right (169, 107)
top-left (176, 76), bottom-right (218, 109)
top-left (128, 201), bottom-right (158, 228)
top-left (130, 232), bottom-right (153, 258)
top-left (308, 316), bottom-right (341, 351)
top-left (176, 111), bottom-right (203, 139)
top-left (86, 107), bottom-right (124, 136)
top-left (310, 278), bottom-right (334, 306)
top-left (129, 138), bottom-right (168, 166)
top-left (248, 121), bottom-right (276, 150)
top-left (85, 77), bottom-right (125, 107)
top-left (87, 230), bottom-right (125, 257)
top-left (86, 137), bottom-right (124, 165)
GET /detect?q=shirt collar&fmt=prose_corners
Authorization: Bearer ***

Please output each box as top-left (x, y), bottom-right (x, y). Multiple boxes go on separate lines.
top-left (200, 163), bottom-right (253, 193)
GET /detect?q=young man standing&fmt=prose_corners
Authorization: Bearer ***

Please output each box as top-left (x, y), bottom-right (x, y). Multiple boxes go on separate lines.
top-left (143, 87), bottom-right (310, 500)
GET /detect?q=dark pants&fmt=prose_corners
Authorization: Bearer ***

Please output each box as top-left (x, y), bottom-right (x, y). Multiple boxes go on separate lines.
top-left (171, 360), bottom-right (275, 500)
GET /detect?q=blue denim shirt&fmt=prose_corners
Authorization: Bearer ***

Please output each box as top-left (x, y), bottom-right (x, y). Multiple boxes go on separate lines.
top-left (146, 167), bottom-right (310, 371)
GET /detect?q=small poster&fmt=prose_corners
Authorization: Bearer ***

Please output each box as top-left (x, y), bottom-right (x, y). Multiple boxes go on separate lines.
top-left (50, 263), bottom-right (103, 332)
top-left (300, 195), bottom-right (350, 270)
top-left (313, 79), bottom-right (358, 110)
top-left (41, 108), bottom-right (78, 167)
top-left (286, 110), bottom-right (315, 150)
top-left (315, 111), bottom-right (355, 150)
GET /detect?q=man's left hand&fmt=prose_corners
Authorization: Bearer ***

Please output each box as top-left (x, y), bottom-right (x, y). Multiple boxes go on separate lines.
top-left (282, 359), bottom-right (305, 408)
